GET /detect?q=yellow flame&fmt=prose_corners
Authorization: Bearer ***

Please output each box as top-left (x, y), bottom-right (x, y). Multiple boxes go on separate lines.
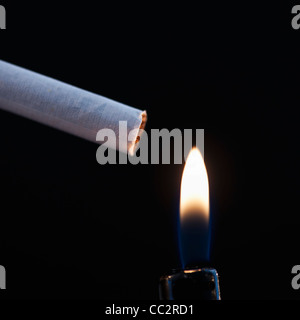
top-left (180, 148), bottom-right (209, 221)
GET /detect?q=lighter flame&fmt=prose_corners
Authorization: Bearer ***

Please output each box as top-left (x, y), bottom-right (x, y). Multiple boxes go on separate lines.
top-left (180, 148), bottom-right (209, 221)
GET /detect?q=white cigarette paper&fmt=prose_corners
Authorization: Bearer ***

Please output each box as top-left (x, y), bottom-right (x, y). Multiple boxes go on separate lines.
top-left (0, 60), bottom-right (147, 154)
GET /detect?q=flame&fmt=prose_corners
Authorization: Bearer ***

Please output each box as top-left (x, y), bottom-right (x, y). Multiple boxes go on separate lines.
top-left (180, 148), bottom-right (209, 222)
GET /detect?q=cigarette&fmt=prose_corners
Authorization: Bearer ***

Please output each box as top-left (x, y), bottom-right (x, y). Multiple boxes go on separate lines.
top-left (0, 60), bottom-right (147, 154)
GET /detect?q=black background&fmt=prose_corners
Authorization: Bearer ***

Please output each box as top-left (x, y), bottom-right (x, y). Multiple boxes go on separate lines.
top-left (0, 2), bottom-right (299, 300)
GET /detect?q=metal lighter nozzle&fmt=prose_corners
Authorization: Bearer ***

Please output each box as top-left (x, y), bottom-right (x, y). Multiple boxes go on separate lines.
top-left (159, 268), bottom-right (221, 300)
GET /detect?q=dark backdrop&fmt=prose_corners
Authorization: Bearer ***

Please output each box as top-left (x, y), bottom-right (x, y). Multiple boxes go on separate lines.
top-left (0, 2), bottom-right (299, 299)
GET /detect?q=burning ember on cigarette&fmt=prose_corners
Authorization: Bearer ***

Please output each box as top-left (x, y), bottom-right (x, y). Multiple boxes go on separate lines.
top-left (179, 147), bottom-right (210, 268)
